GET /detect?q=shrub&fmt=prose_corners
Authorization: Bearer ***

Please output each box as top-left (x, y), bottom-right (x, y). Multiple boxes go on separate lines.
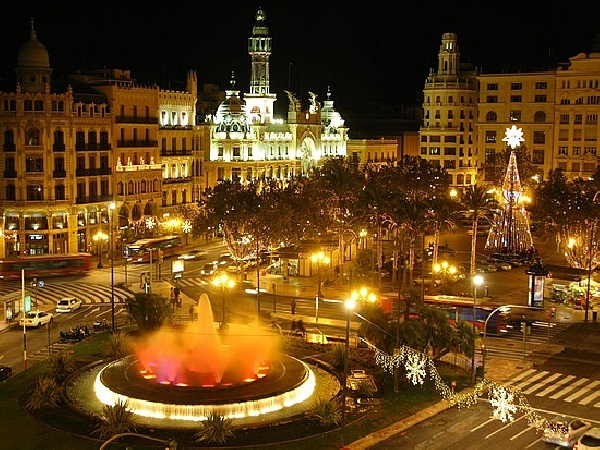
top-left (45, 351), bottom-right (76, 384)
top-left (194, 412), bottom-right (235, 444)
top-left (101, 331), bottom-right (131, 359)
top-left (25, 376), bottom-right (62, 411)
top-left (329, 343), bottom-right (345, 370)
top-left (94, 399), bottom-right (138, 440)
top-left (309, 397), bottom-right (342, 426)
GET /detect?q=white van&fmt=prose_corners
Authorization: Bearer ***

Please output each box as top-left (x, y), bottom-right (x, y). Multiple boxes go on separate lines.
top-left (56, 297), bottom-right (82, 313)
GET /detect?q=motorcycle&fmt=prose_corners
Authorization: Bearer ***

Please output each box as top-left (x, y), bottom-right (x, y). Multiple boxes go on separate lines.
top-left (93, 319), bottom-right (111, 332)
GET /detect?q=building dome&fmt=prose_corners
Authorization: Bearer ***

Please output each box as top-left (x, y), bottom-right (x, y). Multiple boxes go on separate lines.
top-left (17, 20), bottom-right (50, 69)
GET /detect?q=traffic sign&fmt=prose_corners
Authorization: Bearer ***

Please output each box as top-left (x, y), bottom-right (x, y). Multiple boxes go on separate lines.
top-left (38, 280), bottom-right (44, 288)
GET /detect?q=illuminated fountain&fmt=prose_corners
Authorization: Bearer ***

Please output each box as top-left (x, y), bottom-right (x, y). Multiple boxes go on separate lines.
top-left (88, 294), bottom-right (325, 425)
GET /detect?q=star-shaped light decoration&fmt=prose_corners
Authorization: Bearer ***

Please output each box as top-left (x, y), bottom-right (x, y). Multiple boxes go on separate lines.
top-left (182, 220), bottom-right (192, 234)
top-left (145, 216), bottom-right (155, 230)
top-left (501, 125), bottom-right (525, 149)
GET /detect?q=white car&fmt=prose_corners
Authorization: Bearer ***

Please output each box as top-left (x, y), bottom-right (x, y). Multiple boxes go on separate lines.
top-left (575, 427), bottom-right (600, 450)
top-left (543, 415), bottom-right (591, 448)
top-left (56, 297), bottom-right (82, 313)
top-left (19, 310), bottom-right (54, 328)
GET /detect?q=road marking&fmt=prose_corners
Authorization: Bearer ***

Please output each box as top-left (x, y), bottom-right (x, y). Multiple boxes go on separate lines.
top-left (534, 374), bottom-right (576, 396)
top-left (564, 380), bottom-right (600, 402)
top-left (511, 370), bottom-right (549, 391)
top-left (549, 377), bottom-right (587, 399)
top-left (523, 372), bottom-right (562, 395)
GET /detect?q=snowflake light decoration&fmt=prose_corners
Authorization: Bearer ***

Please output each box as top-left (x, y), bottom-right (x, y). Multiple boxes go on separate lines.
top-left (501, 125), bottom-right (525, 149)
top-left (404, 352), bottom-right (427, 385)
top-left (488, 385), bottom-right (517, 422)
top-left (182, 220), bottom-right (192, 234)
top-left (145, 216), bottom-right (155, 229)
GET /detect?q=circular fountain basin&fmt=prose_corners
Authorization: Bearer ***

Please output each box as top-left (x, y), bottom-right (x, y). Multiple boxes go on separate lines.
top-left (94, 353), bottom-right (317, 422)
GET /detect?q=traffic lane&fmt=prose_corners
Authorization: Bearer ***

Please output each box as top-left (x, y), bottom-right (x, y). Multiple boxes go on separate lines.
top-left (368, 399), bottom-right (551, 450)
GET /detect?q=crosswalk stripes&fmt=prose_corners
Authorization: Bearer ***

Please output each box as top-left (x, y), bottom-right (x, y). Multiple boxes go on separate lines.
top-left (505, 370), bottom-right (600, 408)
top-left (0, 283), bottom-right (134, 307)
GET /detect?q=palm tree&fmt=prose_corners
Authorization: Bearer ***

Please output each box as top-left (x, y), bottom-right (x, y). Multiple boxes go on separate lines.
top-left (426, 196), bottom-right (458, 267)
top-left (194, 413), bottom-right (236, 444)
top-left (94, 399), bottom-right (138, 440)
top-left (458, 185), bottom-right (497, 275)
top-left (126, 292), bottom-right (172, 332)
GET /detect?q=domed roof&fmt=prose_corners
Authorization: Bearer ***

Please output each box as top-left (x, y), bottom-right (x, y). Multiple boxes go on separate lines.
top-left (17, 20), bottom-right (50, 69)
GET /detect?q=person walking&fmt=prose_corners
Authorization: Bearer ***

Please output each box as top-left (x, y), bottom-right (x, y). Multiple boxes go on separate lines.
top-left (170, 287), bottom-right (176, 311)
top-left (291, 298), bottom-right (296, 315)
top-left (140, 272), bottom-right (146, 289)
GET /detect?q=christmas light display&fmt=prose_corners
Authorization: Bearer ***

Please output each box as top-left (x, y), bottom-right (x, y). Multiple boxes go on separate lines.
top-left (368, 339), bottom-right (561, 436)
top-left (486, 126), bottom-right (533, 254)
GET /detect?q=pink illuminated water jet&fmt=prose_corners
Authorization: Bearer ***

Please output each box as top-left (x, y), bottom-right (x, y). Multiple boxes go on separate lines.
top-left (133, 293), bottom-right (278, 387)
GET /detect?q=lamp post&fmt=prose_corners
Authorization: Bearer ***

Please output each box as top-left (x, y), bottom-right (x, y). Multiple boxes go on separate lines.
top-left (109, 202), bottom-right (116, 331)
top-left (472, 274), bottom-right (484, 383)
top-left (213, 273), bottom-right (234, 331)
top-left (482, 304), bottom-right (548, 377)
top-left (340, 296), bottom-right (356, 447)
top-left (93, 231), bottom-right (108, 269)
top-left (311, 251), bottom-right (330, 324)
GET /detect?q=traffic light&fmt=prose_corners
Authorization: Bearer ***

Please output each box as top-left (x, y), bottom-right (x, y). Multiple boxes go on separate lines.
top-left (158, 249), bottom-right (163, 263)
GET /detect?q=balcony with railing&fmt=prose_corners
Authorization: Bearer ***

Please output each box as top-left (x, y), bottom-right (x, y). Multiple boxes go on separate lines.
top-left (116, 140), bottom-right (158, 148)
top-left (75, 168), bottom-right (112, 177)
top-left (76, 194), bottom-right (113, 204)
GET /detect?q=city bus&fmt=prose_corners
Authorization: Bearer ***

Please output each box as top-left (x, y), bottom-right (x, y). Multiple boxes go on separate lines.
top-left (0, 253), bottom-right (93, 279)
top-left (380, 294), bottom-right (510, 335)
top-left (124, 235), bottom-right (183, 263)
top-left (423, 295), bottom-right (510, 335)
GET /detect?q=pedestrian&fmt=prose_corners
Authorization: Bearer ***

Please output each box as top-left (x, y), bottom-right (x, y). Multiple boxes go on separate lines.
top-left (170, 287), bottom-right (176, 311)
top-left (140, 272), bottom-right (146, 289)
top-left (291, 298), bottom-right (296, 315)
top-left (189, 305), bottom-right (195, 321)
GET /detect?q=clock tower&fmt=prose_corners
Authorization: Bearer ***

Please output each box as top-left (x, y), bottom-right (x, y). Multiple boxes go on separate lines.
top-left (245, 8), bottom-right (276, 125)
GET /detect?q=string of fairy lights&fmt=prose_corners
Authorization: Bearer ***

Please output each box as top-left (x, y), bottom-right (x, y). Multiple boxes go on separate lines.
top-left (366, 339), bottom-right (563, 434)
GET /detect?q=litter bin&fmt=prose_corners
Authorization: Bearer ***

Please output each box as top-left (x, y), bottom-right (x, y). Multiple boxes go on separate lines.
top-left (593, 311), bottom-right (598, 322)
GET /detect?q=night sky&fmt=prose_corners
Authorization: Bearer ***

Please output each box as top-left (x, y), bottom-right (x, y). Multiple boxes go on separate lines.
top-left (1, 1), bottom-right (599, 114)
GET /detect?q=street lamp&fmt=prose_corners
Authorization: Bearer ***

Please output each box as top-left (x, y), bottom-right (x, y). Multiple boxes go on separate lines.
top-left (109, 202), bottom-right (116, 331)
top-left (340, 296), bottom-right (356, 447)
top-left (311, 251), bottom-right (330, 324)
top-left (213, 273), bottom-right (234, 331)
top-left (432, 260), bottom-right (457, 292)
top-left (482, 305), bottom-right (512, 377)
top-left (472, 274), bottom-right (484, 383)
top-left (93, 231), bottom-right (108, 269)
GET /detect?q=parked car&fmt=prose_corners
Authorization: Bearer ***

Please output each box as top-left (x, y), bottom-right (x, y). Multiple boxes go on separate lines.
top-left (19, 310), bottom-right (54, 328)
top-left (201, 261), bottom-right (219, 276)
top-left (543, 415), bottom-right (591, 448)
top-left (56, 297), bottom-right (82, 313)
top-left (413, 273), bottom-right (442, 286)
top-left (0, 365), bottom-right (12, 382)
top-left (487, 258), bottom-right (513, 271)
top-left (227, 260), bottom-right (247, 273)
top-left (459, 261), bottom-right (496, 273)
top-left (575, 427), bottom-right (600, 450)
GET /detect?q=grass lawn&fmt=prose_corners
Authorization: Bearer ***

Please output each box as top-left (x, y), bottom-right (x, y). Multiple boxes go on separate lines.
top-left (0, 332), bottom-right (471, 449)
